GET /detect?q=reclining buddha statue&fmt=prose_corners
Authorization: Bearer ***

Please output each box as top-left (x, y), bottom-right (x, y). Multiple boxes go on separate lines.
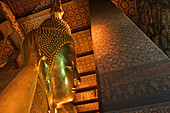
top-left (0, 0), bottom-right (80, 113)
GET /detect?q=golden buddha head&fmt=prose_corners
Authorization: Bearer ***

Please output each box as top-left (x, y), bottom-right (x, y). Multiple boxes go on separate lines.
top-left (21, 16), bottom-right (81, 109)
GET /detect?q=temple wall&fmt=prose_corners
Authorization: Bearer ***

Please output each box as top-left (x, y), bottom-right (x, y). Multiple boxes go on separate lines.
top-left (90, 0), bottom-right (170, 112)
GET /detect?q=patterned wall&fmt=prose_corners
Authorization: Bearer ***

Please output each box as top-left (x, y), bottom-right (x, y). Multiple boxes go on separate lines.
top-left (62, 0), bottom-right (90, 31)
top-left (76, 54), bottom-right (96, 74)
top-left (74, 89), bottom-right (98, 104)
top-left (136, 0), bottom-right (170, 57)
top-left (76, 74), bottom-right (97, 90)
top-left (112, 0), bottom-right (137, 24)
top-left (90, 0), bottom-right (169, 112)
top-left (75, 102), bottom-right (99, 112)
top-left (72, 29), bottom-right (93, 56)
top-left (0, 38), bottom-right (15, 65)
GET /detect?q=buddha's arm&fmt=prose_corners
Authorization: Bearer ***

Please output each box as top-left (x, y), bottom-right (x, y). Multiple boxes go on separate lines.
top-left (0, 66), bottom-right (38, 113)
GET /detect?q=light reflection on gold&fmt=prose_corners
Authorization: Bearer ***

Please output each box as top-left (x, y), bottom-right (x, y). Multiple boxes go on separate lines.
top-left (0, 0), bottom-right (80, 113)
top-left (68, 99), bottom-right (73, 102)
top-left (33, 0), bottom-right (80, 112)
top-left (65, 77), bottom-right (68, 85)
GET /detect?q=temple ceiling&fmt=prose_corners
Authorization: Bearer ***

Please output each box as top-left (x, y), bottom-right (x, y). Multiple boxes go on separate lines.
top-left (0, 0), bottom-right (137, 68)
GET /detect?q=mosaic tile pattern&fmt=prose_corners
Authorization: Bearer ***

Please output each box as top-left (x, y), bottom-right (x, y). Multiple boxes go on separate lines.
top-left (73, 89), bottom-right (98, 104)
top-left (76, 54), bottom-right (96, 74)
top-left (30, 82), bottom-right (48, 113)
top-left (90, 0), bottom-right (167, 75)
top-left (99, 59), bottom-right (170, 111)
top-left (112, 0), bottom-right (137, 23)
top-left (75, 102), bottom-right (99, 112)
top-left (0, 38), bottom-right (15, 65)
top-left (90, 0), bottom-right (169, 112)
top-left (72, 29), bottom-right (93, 55)
top-left (77, 74), bottom-right (97, 90)
top-left (62, 0), bottom-right (90, 30)
top-left (19, 0), bottom-right (90, 33)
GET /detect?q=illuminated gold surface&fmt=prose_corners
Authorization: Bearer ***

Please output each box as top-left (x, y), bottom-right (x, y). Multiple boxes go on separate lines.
top-left (76, 54), bottom-right (96, 74)
top-left (74, 89), bottom-right (98, 103)
top-left (72, 29), bottom-right (93, 55)
top-left (76, 74), bottom-right (97, 90)
top-left (51, 0), bottom-right (64, 19)
top-left (33, 16), bottom-right (75, 72)
top-left (75, 102), bottom-right (99, 112)
top-left (0, 66), bottom-right (38, 113)
top-left (0, 0), bottom-right (80, 113)
top-left (24, 0), bottom-right (80, 112)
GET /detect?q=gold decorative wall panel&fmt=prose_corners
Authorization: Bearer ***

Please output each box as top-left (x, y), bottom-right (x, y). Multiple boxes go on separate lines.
top-left (75, 102), bottom-right (99, 112)
top-left (76, 54), bottom-right (96, 74)
top-left (74, 89), bottom-right (98, 104)
top-left (62, 0), bottom-right (90, 30)
top-left (0, 38), bottom-right (15, 65)
top-left (112, 0), bottom-right (137, 23)
top-left (72, 29), bottom-right (93, 55)
top-left (77, 74), bottom-right (97, 90)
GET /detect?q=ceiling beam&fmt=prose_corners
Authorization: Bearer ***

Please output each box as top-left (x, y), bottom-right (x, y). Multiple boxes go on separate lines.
top-left (0, 1), bottom-right (25, 48)
top-left (0, 1), bottom-right (26, 68)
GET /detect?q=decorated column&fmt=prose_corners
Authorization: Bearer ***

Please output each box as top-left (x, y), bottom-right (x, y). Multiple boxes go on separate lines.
top-left (90, 0), bottom-right (170, 112)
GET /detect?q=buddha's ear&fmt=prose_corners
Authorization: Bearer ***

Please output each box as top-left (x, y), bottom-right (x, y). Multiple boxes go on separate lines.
top-left (36, 56), bottom-right (50, 93)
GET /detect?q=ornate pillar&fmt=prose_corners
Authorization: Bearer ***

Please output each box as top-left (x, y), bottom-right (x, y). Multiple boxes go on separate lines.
top-left (90, 0), bottom-right (170, 112)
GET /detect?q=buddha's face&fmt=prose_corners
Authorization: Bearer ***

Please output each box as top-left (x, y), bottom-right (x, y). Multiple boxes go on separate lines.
top-left (41, 44), bottom-right (80, 107)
